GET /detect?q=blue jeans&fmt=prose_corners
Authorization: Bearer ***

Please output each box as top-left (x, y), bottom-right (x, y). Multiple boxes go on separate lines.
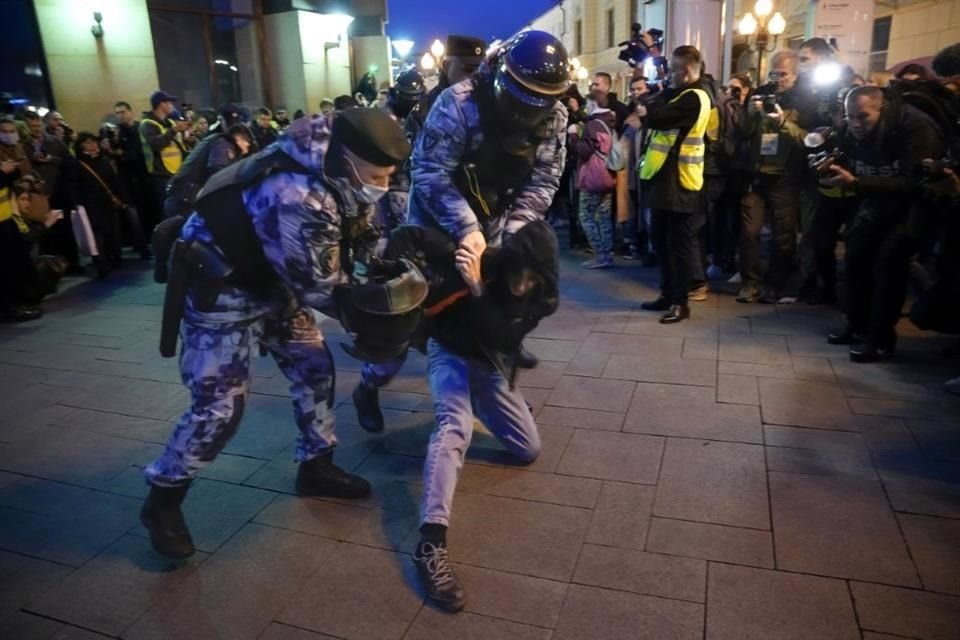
top-left (420, 339), bottom-right (541, 526)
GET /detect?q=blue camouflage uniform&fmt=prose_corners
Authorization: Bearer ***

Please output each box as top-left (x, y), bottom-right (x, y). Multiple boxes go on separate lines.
top-left (146, 116), bottom-right (375, 487)
top-left (359, 76), bottom-right (568, 394)
top-left (388, 73), bottom-right (567, 527)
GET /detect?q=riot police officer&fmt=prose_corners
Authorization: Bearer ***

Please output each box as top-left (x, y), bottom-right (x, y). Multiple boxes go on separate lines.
top-left (140, 109), bottom-right (410, 559)
top-left (405, 35), bottom-right (487, 141)
top-left (402, 29), bottom-right (569, 611)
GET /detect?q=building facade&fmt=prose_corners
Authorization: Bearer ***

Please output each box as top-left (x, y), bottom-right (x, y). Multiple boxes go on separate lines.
top-left (519, 0), bottom-right (958, 94)
top-left (20, 0), bottom-right (391, 131)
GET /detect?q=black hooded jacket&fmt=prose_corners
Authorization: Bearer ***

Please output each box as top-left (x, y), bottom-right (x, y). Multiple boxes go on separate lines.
top-left (846, 91), bottom-right (945, 218)
top-left (386, 220), bottom-right (559, 362)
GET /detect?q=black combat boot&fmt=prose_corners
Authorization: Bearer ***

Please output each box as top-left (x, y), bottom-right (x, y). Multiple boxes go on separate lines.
top-left (295, 451), bottom-right (371, 499)
top-left (352, 383), bottom-right (385, 433)
top-left (513, 343), bottom-right (540, 369)
top-left (140, 483), bottom-right (195, 559)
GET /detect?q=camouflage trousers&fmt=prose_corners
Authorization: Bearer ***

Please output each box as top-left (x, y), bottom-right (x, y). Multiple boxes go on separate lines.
top-left (420, 339), bottom-right (541, 526)
top-left (144, 306), bottom-right (337, 487)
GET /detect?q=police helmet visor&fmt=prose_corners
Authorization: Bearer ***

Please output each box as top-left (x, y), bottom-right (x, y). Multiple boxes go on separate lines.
top-left (493, 67), bottom-right (555, 129)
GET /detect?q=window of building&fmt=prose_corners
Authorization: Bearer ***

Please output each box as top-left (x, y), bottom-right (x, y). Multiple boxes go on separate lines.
top-left (147, 0), bottom-right (266, 112)
top-left (0, 0), bottom-right (53, 111)
top-left (607, 9), bottom-right (616, 49)
top-left (575, 19), bottom-right (582, 55)
top-left (869, 16), bottom-right (892, 73)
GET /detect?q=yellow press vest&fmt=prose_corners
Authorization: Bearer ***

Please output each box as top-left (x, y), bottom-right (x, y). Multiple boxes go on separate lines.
top-left (141, 118), bottom-right (184, 175)
top-left (0, 186), bottom-right (12, 223)
top-left (639, 88), bottom-right (712, 191)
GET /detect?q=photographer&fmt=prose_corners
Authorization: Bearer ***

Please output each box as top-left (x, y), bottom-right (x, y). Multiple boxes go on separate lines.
top-left (140, 90), bottom-right (189, 220)
top-left (736, 50), bottom-right (808, 304)
top-left (636, 44), bottom-right (713, 324)
top-left (822, 86), bottom-right (944, 362)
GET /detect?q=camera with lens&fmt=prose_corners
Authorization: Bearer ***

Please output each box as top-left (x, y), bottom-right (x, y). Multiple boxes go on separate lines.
top-left (804, 126), bottom-right (851, 179)
top-left (618, 23), bottom-right (664, 68)
top-left (919, 156), bottom-right (958, 180)
top-left (751, 85), bottom-right (780, 115)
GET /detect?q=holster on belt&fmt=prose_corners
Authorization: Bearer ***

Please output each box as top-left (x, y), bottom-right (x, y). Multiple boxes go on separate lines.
top-left (159, 239), bottom-right (236, 358)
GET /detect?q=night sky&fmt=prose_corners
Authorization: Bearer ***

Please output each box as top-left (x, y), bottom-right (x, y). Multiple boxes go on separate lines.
top-left (386, 0), bottom-right (557, 55)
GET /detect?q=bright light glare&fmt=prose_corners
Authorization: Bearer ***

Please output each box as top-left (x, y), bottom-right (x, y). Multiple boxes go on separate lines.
top-left (754, 0), bottom-right (773, 18)
top-left (420, 53), bottom-right (435, 71)
top-left (738, 12), bottom-right (758, 36)
top-left (431, 39), bottom-right (445, 59)
top-left (576, 66), bottom-right (589, 80)
top-left (392, 39), bottom-right (414, 59)
top-left (813, 61), bottom-right (843, 86)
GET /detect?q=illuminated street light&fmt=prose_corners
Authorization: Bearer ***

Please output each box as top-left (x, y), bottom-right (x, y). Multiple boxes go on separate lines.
top-left (420, 52), bottom-right (436, 71)
top-left (431, 39), bottom-right (445, 60)
top-left (738, 13), bottom-right (757, 36)
top-left (754, 0), bottom-right (773, 18)
top-left (576, 66), bottom-right (589, 81)
top-left (768, 12), bottom-right (786, 36)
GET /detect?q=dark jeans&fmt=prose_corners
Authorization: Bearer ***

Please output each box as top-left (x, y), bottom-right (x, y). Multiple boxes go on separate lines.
top-left (694, 175), bottom-right (728, 283)
top-left (0, 219), bottom-right (39, 311)
top-left (120, 169), bottom-right (156, 251)
top-left (150, 174), bottom-right (172, 222)
top-left (811, 193), bottom-right (856, 297)
top-left (739, 175), bottom-right (800, 294)
top-left (652, 208), bottom-right (707, 305)
top-left (845, 206), bottom-right (925, 346)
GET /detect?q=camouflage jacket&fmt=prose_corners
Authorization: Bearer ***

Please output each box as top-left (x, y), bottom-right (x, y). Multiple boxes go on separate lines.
top-left (181, 116), bottom-right (377, 323)
top-left (407, 76), bottom-right (568, 246)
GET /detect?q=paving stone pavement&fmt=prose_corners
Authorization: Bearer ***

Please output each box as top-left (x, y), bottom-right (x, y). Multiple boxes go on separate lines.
top-left (1, 256), bottom-right (959, 640)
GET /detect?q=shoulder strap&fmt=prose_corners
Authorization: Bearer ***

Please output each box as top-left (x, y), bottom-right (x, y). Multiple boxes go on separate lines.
top-left (194, 147), bottom-right (311, 295)
top-left (78, 160), bottom-right (121, 204)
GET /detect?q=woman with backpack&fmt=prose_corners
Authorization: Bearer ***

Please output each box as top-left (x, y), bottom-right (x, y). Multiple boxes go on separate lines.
top-left (576, 91), bottom-right (619, 269)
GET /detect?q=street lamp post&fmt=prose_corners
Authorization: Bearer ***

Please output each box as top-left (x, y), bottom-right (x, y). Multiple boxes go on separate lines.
top-left (738, 0), bottom-right (787, 82)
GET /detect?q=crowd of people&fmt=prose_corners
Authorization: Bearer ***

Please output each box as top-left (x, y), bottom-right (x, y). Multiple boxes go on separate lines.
top-left (0, 89), bottom-right (372, 321)
top-left (1, 25), bottom-right (959, 612)
top-left (556, 37), bottom-right (960, 377)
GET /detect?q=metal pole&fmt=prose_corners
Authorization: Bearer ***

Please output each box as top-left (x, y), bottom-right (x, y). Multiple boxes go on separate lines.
top-left (722, 0), bottom-right (735, 82)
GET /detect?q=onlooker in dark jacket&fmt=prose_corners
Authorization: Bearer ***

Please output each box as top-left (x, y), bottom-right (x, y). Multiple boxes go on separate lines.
top-left (821, 86), bottom-right (945, 362)
top-left (250, 108), bottom-right (279, 151)
top-left (70, 131), bottom-right (129, 276)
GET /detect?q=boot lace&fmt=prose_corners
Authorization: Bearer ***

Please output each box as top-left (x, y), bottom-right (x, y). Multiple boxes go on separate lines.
top-left (417, 542), bottom-right (456, 588)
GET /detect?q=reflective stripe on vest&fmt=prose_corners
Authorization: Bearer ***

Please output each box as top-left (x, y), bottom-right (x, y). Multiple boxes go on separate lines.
top-left (141, 118), bottom-right (183, 175)
top-left (638, 88), bottom-right (712, 191)
top-left (0, 186), bottom-right (12, 223)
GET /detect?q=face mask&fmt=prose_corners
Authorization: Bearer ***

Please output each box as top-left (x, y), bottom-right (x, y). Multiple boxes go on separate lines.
top-left (0, 132), bottom-right (18, 145)
top-left (345, 156), bottom-right (389, 204)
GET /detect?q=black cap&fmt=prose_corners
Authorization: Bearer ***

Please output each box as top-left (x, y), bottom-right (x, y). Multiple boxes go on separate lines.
top-left (219, 103), bottom-right (246, 126)
top-left (447, 35), bottom-right (486, 64)
top-left (332, 107), bottom-right (410, 167)
top-left (150, 90), bottom-right (177, 109)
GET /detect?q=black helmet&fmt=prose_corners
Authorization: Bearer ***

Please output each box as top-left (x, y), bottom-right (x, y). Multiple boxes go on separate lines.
top-left (388, 69), bottom-right (426, 119)
top-left (335, 258), bottom-right (429, 362)
top-left (493, 30), bottom-right (570, 130)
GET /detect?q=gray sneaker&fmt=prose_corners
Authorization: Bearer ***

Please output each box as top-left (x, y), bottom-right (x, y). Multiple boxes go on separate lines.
top-left (736, 286), bottom-right (759, 303)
